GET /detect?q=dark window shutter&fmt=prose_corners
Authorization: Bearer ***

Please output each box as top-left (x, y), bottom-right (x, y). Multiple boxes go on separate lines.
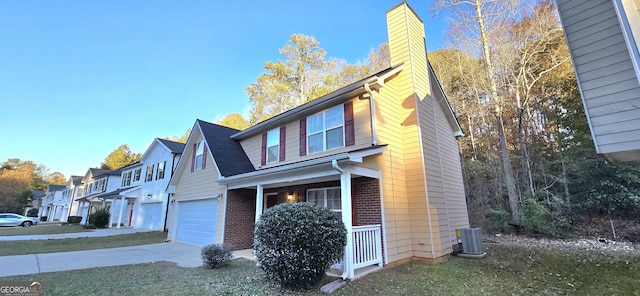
top-left (191, 143), bottom-right (196, 172)
top-left (299, 118), bottom-right (307, 156)
top-left (261, 132), bottom-right (267, 166)
top-left (344, 101), bottom-right (355, 146)
top-left (202, 144), bottom-right (207, 169)
top-left (279, 126), bottom-right (286, 162)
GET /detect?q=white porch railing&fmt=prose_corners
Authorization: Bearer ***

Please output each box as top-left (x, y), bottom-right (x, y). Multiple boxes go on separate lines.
top-left (351, 224), bottom-right (383, 270)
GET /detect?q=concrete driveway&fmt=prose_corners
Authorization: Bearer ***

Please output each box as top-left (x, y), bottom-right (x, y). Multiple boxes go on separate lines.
top-left (0, 243), bottom-right (202, 277)
top-left (0, 227), bottom-right (158, 241)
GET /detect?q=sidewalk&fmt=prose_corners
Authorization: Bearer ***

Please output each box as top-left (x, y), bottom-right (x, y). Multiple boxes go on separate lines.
top-left (0, 243), bottom-right (203, 277)
top-left (0, 227), bottom-right (158, 241)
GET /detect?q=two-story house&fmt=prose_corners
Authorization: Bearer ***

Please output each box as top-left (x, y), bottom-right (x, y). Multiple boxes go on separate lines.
top-left (38, 184), bottom-right (66, 221)
top-left (75, 168), bottom-right (122, 224)
top-left (167, 2), bottom-right (469, 280)
top-left (59, 176), bottom-right (84, 222)
top-left (99, 138), bottom-right (184, 229)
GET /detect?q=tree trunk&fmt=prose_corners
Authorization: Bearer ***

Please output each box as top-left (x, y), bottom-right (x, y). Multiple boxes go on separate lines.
top-left (474, 0), bottom-right (521, 224)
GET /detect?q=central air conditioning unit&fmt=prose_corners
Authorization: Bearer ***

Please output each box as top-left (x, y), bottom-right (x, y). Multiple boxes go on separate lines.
top-left (456, 228), bottom-right (485, 256)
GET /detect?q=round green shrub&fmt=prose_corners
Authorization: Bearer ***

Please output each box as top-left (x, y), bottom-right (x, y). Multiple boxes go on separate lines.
top-left (88, 208), bottom-right (110, 228)
top-left (254, 202), bottom-right (347, 288)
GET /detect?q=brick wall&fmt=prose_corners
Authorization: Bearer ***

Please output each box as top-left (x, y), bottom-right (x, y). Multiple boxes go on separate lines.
top-left (224, 189), bottom-right (256, 250)
top-left (352, 177), bottom-right (382, 226)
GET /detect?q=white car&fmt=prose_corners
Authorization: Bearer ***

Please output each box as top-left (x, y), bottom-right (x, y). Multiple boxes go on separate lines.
top-left (0, 213), bottom-right (39, 227)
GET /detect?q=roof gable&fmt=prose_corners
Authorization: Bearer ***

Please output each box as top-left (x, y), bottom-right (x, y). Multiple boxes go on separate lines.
top-left (157, 138), bottom-right (186, 154)
top-left (197, 120), bottom-right (255, 177)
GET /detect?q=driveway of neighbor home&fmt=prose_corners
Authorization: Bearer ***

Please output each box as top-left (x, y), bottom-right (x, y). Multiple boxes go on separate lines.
top-left (0, 228), bottom-right (204, 277)
top-left (0, 242), bottom-right (203, 277)
top-left (0, 227), bottom-right (157, 241)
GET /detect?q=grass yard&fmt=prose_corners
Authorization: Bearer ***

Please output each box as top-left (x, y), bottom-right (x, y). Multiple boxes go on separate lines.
top-left (0, 224), bottom-right (92, 236)
top-left (0, 231), bottom-right (167, 256)
top-left (1, 242), bottom-right (638, 295)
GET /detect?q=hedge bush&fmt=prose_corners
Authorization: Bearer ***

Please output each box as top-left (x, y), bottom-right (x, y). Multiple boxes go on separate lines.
top-left (88, 208), bottom-right (110, 228)
top-left (254, 202), bottom-right (346, 288)
top-left (202, 243), bottom-right (235, 268)
top-left (67, 216), bottom-right (82, 224)
top-left (27, 208), bottom-right (38, 217)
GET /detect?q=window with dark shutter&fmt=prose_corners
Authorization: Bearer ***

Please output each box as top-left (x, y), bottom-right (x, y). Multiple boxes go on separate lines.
top-left (191, 143), bottom-right (196, 172)
top-left (299, 118), bottom-right (307, 156)
top-left (344, 101), bottom-right (355, 146)
top-left (261, 132), bottom-right (267, 166)
top-left (279, 126), bottom-right (286, 161)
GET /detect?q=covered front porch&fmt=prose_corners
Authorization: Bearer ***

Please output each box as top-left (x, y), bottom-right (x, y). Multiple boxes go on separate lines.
top-left (221, 150), bottom-right (386, 280)
top-left (96, 187), bottom-right (141, 229)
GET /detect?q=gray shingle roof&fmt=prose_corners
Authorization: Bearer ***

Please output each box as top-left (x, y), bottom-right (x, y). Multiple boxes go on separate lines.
top-left (47, 185), bottom-right (66, 192)
top-left (197, 119), bottom-right (255, 177)
top-left (158, 138), bottom-right (186, 154)
top-left (31, 190), bottom-right (45, 199)
top-left (71, 176), bottom-right (83, 185)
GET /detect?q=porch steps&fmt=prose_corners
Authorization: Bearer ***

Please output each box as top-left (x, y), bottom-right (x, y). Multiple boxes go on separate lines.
top-left (320, 279), bottom-right (346, 294)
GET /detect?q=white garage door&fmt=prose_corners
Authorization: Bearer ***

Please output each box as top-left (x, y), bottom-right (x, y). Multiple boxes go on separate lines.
top-left (175, 198), bottom-right (218, 247)
top-left (138, 203), bottom-right (163, 229)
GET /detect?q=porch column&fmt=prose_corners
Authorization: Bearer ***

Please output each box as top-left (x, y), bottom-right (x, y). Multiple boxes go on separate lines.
top-left (255, 184), bottom-right (264, 224)
top-left (340, 171), bottom-right (354, 279)
top-left (117, 195), bottom-right (126, 228)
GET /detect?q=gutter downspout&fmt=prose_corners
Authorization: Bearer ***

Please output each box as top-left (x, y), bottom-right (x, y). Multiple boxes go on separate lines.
top-left (332, 159), bottom-right (350, 279)
top-left (362, 80), bottom-right (382, 146)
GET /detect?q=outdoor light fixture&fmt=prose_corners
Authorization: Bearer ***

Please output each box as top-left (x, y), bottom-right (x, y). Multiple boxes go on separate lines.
top-left (287, 192), bottom-right (296, 202)
top-left (147, 194), bottom-right (152, 199)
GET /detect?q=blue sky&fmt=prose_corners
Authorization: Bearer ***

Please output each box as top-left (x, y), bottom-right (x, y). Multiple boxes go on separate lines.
top-left (0, 0), bottom-right (449, 178)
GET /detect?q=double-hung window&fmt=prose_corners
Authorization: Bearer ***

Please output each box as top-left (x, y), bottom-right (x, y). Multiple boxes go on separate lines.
top-left (156, 161), bottom-right (166, 180)
top-left (145, 165), bottom-right (154, 182)
top-left (194, 141), bottom-right (205, 170)
top-left (266, 128), bottom-right (280, 164)
top-left (307, 105), bottom-right (344, 153)
top-left (122, 171), bottom-right (132, 187)
top-left (133, 168), bottom-right (141, 182)
top-left (306, 187), bottom-right (341, 213)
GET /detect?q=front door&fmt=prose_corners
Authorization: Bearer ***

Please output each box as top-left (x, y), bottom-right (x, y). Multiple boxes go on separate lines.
top-left (265, 193), bottom-right (278, 209)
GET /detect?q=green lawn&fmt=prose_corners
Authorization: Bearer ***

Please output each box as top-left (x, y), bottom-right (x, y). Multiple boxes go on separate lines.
top-left (0, 224), bottom-right (92, 236)
top-left (1, 242), bottom-right (638, 295)
top-left (0, 231), bottom-right (167, 256)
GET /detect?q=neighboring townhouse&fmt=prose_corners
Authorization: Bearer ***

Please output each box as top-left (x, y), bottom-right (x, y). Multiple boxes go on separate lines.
top-left (75, 168), bottom-right (122, 224)
top-left (38, 185), bottom-right (66, 221)
top-left (60, 176), bottom-right (84, 222)
top-left (168, 2), bottom-right (469, 280)
top-left (556, 0), bottom-right (640, 161)
top-left (98, 138), bottom-right (184, 229)
top-left (24, 190), bottom-right (44, 216)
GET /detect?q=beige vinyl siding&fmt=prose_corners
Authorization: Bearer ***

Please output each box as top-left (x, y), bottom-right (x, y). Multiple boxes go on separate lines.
top-left (365, 79), bottom-right (417, 263)
top-left (558, 0), bottom-right (640, 159)
top-left (238, 97), bottom-right (373, 169)
top-left (168, 131), bottom-right (226, 244)
top-left (418, 72), bottom-right (470, 254)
